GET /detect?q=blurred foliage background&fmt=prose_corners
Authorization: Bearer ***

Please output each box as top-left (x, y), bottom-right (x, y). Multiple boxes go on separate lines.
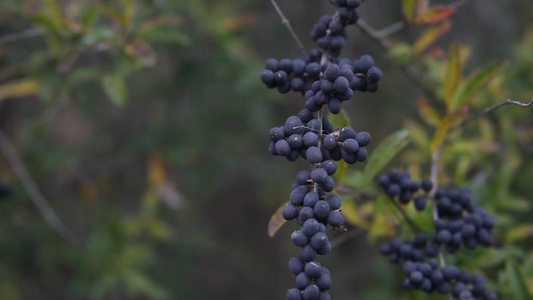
top-left (0, 0), bottom-right (531, 299)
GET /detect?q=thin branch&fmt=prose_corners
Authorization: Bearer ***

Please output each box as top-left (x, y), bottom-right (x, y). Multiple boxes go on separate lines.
top-left (453, 99), bottom-right (533, 130)
top-left (387, 196), bottom-right (422, 233)
top-left (0, 28), bottom-right (45, 46)
top-left (0, 129), bottom-right (83, 247)
top-left (270, 0), bottom-right (307, 56)
top-left (356, 18), bottom-right (440, 104)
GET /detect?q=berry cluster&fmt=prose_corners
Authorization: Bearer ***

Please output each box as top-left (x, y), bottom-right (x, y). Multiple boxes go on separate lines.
top-left (377, 170), bottom-right (498, 299)
top-left (311, 0), bottom-right (362, 57)
top-left (262, 1), bottom-right (381, 299)
top-left (268, 116), bottom-right (370, 165)
top-left (431, 188), bottom-right (496, 253)
top-left (377, 169), bottom-right (432, 211)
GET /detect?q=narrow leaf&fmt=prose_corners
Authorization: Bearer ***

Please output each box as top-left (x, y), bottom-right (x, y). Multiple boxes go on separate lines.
top-left (418, 98), bottom-right (442, 127)
top-left (102, 74), bottom-right (128, 106)
top-left (505, 225), bottom-right (533, 244)
top-left (451, 63), bottom-right (504, 110)
top-left (0, 79), bottom-right (40, 101)
top-left (411, 21), bottom-right (452, 57)
top-left (363, 130), bottom-right (410, 184)
top-left (444, 42), bottom-right (462, 110)
top-left (505, 258), bottom-right (533, 300)
top-left (429, 106), bottom-right (468, 153)
top-left (340, 198), bottom-right (362, 227)
top-left (268, 202), bottom-right (288, 237)
top-left (415, 6), bottom-right (456, 25)
top-left (402, 0), bottom-right (416, 24)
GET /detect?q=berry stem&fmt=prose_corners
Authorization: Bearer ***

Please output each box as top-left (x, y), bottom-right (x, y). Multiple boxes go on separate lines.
top-left (430, 144), bottom-right (448, 267)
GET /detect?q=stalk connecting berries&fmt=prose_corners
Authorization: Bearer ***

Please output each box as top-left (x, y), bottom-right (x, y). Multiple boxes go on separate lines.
top-left (377, 169), bottom-right (498, 300)
top-left (262, 1), bottom-right (382, 299)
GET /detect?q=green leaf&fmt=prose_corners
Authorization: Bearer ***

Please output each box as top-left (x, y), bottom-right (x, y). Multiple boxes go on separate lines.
top-left (82, 6), bottom-right (100, 29)
top-left (451, 63), bottom-right (504, 110)
top-left (363, 130), bottom-right (410, 184)
top-left (328, 109), bottom-right (351, 129)
top-left (334, 160), bottom-right (348, 186)
top-left (505, 258), bottom-right (533, 300)
top-left (102, 74), bottom-right (128, 106)
top-left (267, 201), bottom-right (288, 237)
top-left (444, 43), bottom-right (462, 110)
top-left (506, 225), bottom-right (533, 244)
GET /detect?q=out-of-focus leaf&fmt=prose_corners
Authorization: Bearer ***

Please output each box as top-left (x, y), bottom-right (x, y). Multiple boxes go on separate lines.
top-left (402, 0), bottom-right (416, 24)
top-left (418, 98), bottom-right (442, 126)
top-left (82, 6), bottom-right (100, 29)
top-left (43, 0), bottom-right (63, 23)
top-left (0, 79), bottom-right (40, 101)
top-left (506, 225), bottom-right (533, 244)
top-left (363, 130), bottom-right (410, 184)
top-left (505, 258), bottom-right (533, 300)
top-left (444, 43), bottom-right (462, 110)
top-left (429, 106), bottom-right (468, 153)
top-left (139, 28), bottom-right (190, 45)
top-left (268, 201), bottom-right (288, 237)
top-left (123, 269), bottom-right (168, 300)
top-left (102, 73), bottom-right (127, 106)
top-left (415, 6), bottom-right (456, 24)
top-left (328, 109), bottom-right (351, 129)
top-left (335, 160), bottom-right (348, 186)
top-left (389, 42), bottom-right (411, 65)
top-left (411, 21), bottom-right (452, 57)
top-left (451, 63), bottom-right (504, 110)
top-left (340, 198), bottom-right (363, 227)
top-left (33, 12), bottom-right (60, 31)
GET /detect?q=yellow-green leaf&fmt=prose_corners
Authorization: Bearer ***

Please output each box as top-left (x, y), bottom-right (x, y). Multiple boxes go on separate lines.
top-left (411, 21), bottom-right (452, 57)
top-left (415, 6), bottom-right (456, 25)
top-left (402, 0), bottom-right (416, 24)
top-left (328, 109), bottom-right (351, 129)
top-left (102, 74), bottom-right (128, 106)
top-left (506, 225), bottom-right (533, 244)
top-left (267, 201), bottom-right (288, 237)
top-left (451, 63), bottom-right (504, 110)
top-left (363, 129), bottom-right (410, 185)
top-left (429, 106), bottom-right (468, 153)
top-left (0, 79), bottom-right (40, 101)
top-left (340, 198), bottom-right (363, 227)
top-left (444, 42), bottom-right (462, 110)
top-left (334, 160), bottom-right (348, 186)
top-left (418, 98), bottom-right (442, 126)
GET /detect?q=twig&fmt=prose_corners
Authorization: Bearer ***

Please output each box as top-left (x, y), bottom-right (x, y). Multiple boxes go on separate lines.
top-left (0, 129), bottom-right (83, 247)
top-left (270, 0), bottom-right (307, 56)
top-left (453, 99), bottom-right (533, 130)
top-left (0, 28), bottom-right (45, 46)
top-left (330, 227), bottom-right (364, 249)
top-left (356, 18), bottom-right (440, 104)
top-left (388, 196), bottom-right (422, 233)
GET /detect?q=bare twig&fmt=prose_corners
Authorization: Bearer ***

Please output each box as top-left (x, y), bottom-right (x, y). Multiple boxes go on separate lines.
top-left (0, 129), bottom-right (83, 247)
top-left (0, 28), bottom-right (45, 46)
top-left (453, 99), bottom-right (533, 130)
top-left (356, 19), bottom-right (440, 104)
top-left (270, 0), bottom-right (307, 56)
top-left (388, 196), bottom-right (422, 233)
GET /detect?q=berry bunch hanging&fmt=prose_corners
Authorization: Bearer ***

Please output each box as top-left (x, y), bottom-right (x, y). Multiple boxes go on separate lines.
top-left (377, 169), bottom-right (498, 300)
top-left (261, 1), bottom-right (382, 299)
